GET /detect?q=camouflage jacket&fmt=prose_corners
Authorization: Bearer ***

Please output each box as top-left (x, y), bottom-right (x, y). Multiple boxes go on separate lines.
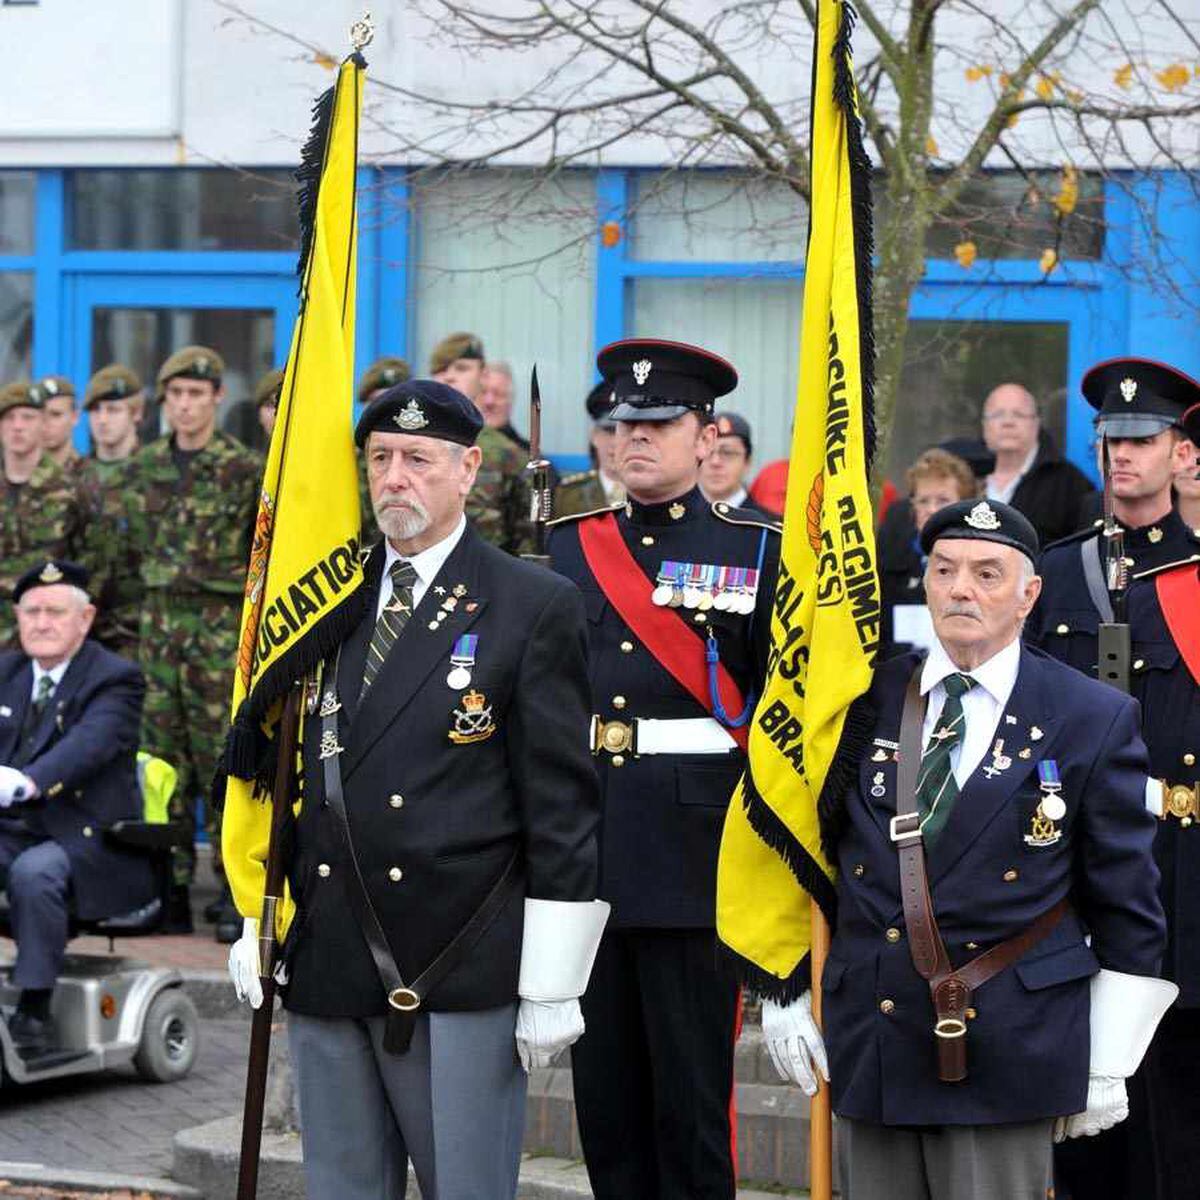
top-left (121, 432), bottom-right (262, 598)
top-left (467, 425), bottom-right (533, 556)
top-left (553, 469), bottom-right (610, 519)
top-left (0, 455), bottom-right (87, 643)
top-left (76, 456), bottom-right (143, 650)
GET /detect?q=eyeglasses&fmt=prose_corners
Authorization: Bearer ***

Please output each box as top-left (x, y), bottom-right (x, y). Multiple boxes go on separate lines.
top-left (983, 410), bottom-right (1037, 423)
top-left (710, 446), bottom-right (747, 462)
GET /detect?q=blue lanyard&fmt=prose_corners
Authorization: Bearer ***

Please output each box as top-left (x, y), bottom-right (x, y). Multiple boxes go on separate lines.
top-left (707, 529), bottom-right (768, 728)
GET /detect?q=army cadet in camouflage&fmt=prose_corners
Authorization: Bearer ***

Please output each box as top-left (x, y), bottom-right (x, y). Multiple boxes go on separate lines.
top-left (356, 356), bottom-right (412, 545)
top-left (0, 382), bottom-right (86, 647)
top-left (77, 365), bottom-right (146, 658)
top-left (430, 332), bottom-right (533, 555)
top-left (554, 380), bottom-right (623, 519)
top-left (123, 346), bottom-right (261, 938)
top-left (35, 375), bottom-right (83, 474)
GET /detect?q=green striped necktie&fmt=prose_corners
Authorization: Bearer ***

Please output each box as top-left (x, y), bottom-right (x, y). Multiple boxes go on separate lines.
top-left (360, 559), bottom-right (419, 700)
top-left (916, 672), bottom-right (977, 844)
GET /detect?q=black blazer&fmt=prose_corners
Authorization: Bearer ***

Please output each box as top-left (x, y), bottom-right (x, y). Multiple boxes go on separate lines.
top-left (283, 523), bottom-right (600, 1017)
top-left (0, 640), bottom-right (152, 919)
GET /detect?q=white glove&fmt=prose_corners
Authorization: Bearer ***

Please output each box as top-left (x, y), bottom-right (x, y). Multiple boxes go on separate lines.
top-left (0, 766), bottom-right (36, 807)
top-left (762, 993), bottom-right (829, 1096)
top-left (228, 917), bottom-right (288, 1009)
top-left (514, 997), bottom-right (584, 1072)
top-left (1054, 1075), bottom-right (1128, 1142)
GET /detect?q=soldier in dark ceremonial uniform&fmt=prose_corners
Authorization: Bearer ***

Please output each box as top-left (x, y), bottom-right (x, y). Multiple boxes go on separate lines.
top-left (553, 380), bottom-right (624, 519)
top-left (1029, 360), bottom-right (1200, 1200)
top-left (225, 379), bottom-right (606, 1200)
top-left (549, 339), bottom-right (780, 1200)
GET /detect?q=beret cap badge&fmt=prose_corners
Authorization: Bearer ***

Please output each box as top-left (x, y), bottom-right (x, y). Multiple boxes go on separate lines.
top-left (1120, 377), bottom-right (1137, 403)
top-left (38, 563), bottom-right (64, 584)
top-left (964, 500), bottom-right (1002, 531)
top-left (393, 398), bottom-right (430, 431)
top-left (631, 359), bottom-right (652, 386)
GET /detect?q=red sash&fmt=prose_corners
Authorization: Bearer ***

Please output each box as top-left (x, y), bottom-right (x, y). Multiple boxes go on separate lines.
top-left (578, 511), bottom-right (750, 751)
top-left (1156, 563), bottom-right (1200, 687)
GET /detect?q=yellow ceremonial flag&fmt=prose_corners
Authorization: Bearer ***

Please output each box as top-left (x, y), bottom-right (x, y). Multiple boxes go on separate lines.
top-left (221, 55), bottom-right (367, 938)
top-left (716, 0), bottom-right (881, 989)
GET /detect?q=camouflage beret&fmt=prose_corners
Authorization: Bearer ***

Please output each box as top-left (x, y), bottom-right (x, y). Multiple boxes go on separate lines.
top-left (85, 363), bottom-right (143, 410)
top-left (358, 356), bottom-right (412, 402)
top-left (429, 332), bottom-right (485, 376)
top-left (33, 375), bottom-right (76, 404)
top-left (0, 380), bottom-right (42, 417)
top-left (155, 345), bottom-right (225, 400)
top-left (255, 368), bottom-right (285, 408)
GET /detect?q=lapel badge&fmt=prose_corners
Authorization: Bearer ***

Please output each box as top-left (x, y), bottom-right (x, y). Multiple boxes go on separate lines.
top-left (871, 747), bottom-right (890, 762)
top-left (983, 738), bottom-right (1012, 779)
top-left (466, 601), bottom-right (478, 612)
top-left (448, 689), bottom-right (497, 745)
top-left (870, 771), bottom-right (886, 798)
top-left (1019, 747), bottom-right (1032, 759)
top-left (669, 502), bottom-right (686, 521)
top-left (318, 729), bottom-right (345, 760)
top-left (1005, 714), bottom-right (1017, 725)
top-left (1030, 725), bottom-right (1044, 742)
top-left (452, 583), bottom-right (468, 598)
top-left (384, 594), bottom-right (412, 616)
top-left (441, 596), bottom-right (458, 612)
top-left (318, 691), bottom-right (342, 718)
top-left (434, 586), bottom-right (446, 596)
top-left (1025, 759), bottom-right (1065, 846)
top-left (447, 633), bottom-right (478, 690)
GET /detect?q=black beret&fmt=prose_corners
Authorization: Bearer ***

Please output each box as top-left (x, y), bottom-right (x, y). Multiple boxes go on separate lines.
top-left (1083, 357), bottom-right (1200, 438)
top-left (919, 499), bottom-right (1039, 564)
top-left (598, 338), bottom-right (736, 422)
top-left (585, 380), bottom-right (615, 425)
top-left (937, 436), bottom-right (995, 480)
top-left (354, 378), bottom-right (483, 448)
top-left (13, 559), bottom-right (91, 606)
top-left (715, 411), bottom-right (752, 456)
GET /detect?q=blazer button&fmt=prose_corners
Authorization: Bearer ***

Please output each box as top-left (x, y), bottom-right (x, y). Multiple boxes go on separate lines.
top-left (1184, 753), bottom-right (1196, 767)
top-left (885, 927), bottom-right (901, 943)
top-left (620, 640), bottom-right (634, 654)
top-left (1055, 623), bottom-right (1069, 635)
top-left (1003, 868), bottom-right (1018, 883)
top-left (388, 867), bottom-right (403, 882)
top-left (82, 825), bottom-right (93, 838)
top-left (694, 613), bottom-right (707, 624)
top-left (965, 1007), bottom-right (978, 1020)
top-left (611, 755), bottom-right (626, 768)
top-left (317, 863), bottom-right (331, 878)
top-left (1133, 659), bottom-right (1145, 671)
top-left (612, 696), bottom-right (627, 710)
top-left (879, 999), bottom-right (895, 1015)
top-left (641, 535), bottom-right (655, 546)
top-left (390, 794), bottom-right (404, 808)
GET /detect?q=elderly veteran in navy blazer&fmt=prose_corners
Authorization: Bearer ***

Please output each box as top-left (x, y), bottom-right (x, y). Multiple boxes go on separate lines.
top-left (761, 500), bottom-right (1172, 1200)
top-left (0, 559), bottom-right (150, 1056)
top-left (226, 379), bottom-right (606, 1200)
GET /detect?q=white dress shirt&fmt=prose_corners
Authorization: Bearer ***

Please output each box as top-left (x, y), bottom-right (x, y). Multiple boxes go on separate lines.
top-left (30, 657), bottom-right (72, 704)
top-left (920, 636), bottom-right (1021, 787)
top-left (376, 515), bottom-right (467, 620)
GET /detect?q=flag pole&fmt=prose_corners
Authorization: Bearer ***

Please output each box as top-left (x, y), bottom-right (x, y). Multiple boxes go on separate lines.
top-left (235, 687), bottom-right (301, 1200)
top-left (809, 896), bottom-right (834, 1200)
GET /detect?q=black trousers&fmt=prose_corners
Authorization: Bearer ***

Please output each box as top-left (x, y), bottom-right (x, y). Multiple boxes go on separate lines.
top-left (571, 927), bottom-right (740, 1200)
top-left (1054, 1006), bottom-right (1200, 1200)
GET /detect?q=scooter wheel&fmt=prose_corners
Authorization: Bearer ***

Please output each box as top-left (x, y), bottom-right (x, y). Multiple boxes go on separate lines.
top-left (134, 988), bottom-right (200, 1082)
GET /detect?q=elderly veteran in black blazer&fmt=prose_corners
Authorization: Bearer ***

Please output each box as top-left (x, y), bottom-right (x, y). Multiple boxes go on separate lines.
top-left (226, 379), bottom-right (607, 1200)
top-left (0, 559), bottom-right (149, 1055)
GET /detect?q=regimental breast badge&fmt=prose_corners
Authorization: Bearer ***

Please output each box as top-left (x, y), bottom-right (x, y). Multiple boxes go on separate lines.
top-left (393, 399), bottom-right (429, 431)
top-left (1024, 759), bottom-right (1065, 847)
top-left (1120, 377), bottom-right (1138, 403)
top-left (631, 359), bottom-right (652, 386)
top-left (448, 689), bottom-right (496, 745)
top-left (318, 729), bottom-right (345, 760)
top-left (964, 501), bottom-right (1001, 531)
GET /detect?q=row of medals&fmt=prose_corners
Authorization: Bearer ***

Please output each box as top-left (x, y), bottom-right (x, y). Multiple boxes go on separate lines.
top-left (650, 563), bottom-right (760, 614)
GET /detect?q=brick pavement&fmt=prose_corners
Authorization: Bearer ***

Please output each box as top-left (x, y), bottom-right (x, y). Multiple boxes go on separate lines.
top-left (0, 1017), bottom-right (257, 1180)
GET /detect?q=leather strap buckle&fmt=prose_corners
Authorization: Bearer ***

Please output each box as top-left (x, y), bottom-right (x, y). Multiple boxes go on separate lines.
top-left (388, 986), bottom-right (421, 1012)
top-left (591, 717), bottom-right (635, 756)
top-left (890, 812), bottom-right (922, 844)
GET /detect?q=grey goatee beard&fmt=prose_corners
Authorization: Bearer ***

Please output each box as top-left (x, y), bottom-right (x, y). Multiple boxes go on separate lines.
top-left (374, 496), bottom-right (431, 542)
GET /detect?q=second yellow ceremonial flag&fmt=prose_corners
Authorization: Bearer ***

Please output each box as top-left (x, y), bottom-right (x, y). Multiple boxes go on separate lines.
top-left (717, 0), bottom-right (881, 990)
top-left (221, 55), bottom-right (367, 939)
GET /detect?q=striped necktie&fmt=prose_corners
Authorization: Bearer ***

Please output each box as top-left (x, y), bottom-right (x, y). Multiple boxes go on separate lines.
top-left (360, 559), bottom-right (419, 700)
top-left (33, 673), bottom-right (54, 715)
top-left (916, 672), bottom-right (977, 844)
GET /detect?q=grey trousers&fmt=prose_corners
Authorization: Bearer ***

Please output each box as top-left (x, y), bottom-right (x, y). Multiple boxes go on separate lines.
top-left (288, 1004), bottom-right (525, 1200)
top-left (0, 834), bottom-right (71, 989)
top-left (839, 1116), bottom-right (1055, 1200)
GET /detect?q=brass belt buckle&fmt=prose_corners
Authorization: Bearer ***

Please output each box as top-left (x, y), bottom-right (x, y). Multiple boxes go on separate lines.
top-left (592, 718), bottom-right (634, 757)
top-left (388, 986), bottom-right (421, 1012)
top-left (1163, 781), bottom-right (1199, 826)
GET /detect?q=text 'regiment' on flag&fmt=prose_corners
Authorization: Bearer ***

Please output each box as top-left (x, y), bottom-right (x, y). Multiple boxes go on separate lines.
top-left (220, 54), bottom-right (369, 940)
top-left (716, 0), bottom-right (881, 999)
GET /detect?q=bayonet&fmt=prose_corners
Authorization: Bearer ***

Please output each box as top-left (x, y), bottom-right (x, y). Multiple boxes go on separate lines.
top-left (525, 365), bottom-right (553, 563)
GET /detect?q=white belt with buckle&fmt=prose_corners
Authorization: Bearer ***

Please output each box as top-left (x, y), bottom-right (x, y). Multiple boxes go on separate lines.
top-left (590, 715), bottom-right (737, 757)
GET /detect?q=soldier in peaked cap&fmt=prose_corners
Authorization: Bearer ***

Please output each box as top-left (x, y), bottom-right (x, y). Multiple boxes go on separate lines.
top-left (0, 383), bottom-right (87, 648)
top-left (762, 497), bottom-right (1171, 1200)
top-left (225, 376), bottom-right (605, 1200)
top-left (1026, 359), bottom-right (1200, 1200)
top-left (548, 338), bottom-right (781, 1200)
top-left (554, 380), bottom-right (624, 519)
top-left (119, 344), bottom-right (261, 938)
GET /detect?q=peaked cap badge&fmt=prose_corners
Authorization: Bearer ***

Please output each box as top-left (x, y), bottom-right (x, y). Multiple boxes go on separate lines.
top-left (393, 398), bottom-right (429, 431)
top-left (1120, 377), bottom-right (1138, 403)
top-left (964, 500), bottom-right (1001, 531)
top-left (631, 359), bottom-right (652, 387)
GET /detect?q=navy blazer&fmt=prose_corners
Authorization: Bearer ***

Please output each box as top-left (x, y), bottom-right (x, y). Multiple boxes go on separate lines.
top-left (826, 646), bottom-right (1165, 1126)
top-left (283, 524), bottom-right (600, 1017)
top-left (0, 639), bottom-right (153, 920)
